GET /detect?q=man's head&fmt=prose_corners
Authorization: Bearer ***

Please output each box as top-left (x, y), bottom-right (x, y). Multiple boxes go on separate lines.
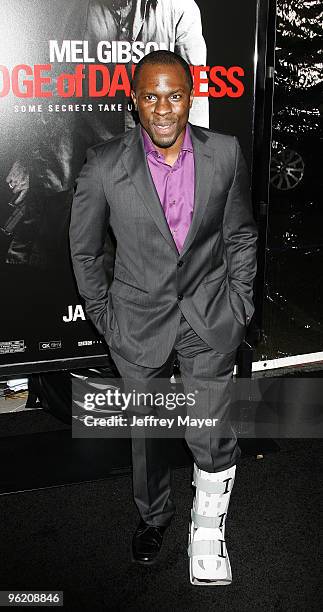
top-left (131, 50), bottom-right (194, 151)
top-left (111, 0), bottom-right (134, 8)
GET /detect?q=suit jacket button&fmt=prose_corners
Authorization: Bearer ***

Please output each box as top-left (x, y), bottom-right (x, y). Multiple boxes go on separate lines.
top-left (177, 261), bottom-right (183, 267)
top-left (178, 294), bottom-right (183, 301)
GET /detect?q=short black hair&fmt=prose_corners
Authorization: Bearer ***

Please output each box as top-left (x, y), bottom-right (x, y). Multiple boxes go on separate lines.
top-left (132, 50), bottom-right (193, 92)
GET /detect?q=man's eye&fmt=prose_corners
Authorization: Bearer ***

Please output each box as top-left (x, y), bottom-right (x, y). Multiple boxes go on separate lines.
top-left (171, 94), bottom-right (181, 100)
top-left (145, 95), bottom-right (156, 101)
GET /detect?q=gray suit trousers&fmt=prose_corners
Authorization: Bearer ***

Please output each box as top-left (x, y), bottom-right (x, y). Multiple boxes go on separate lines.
top-left (110, 313), bottom-right (240, 527)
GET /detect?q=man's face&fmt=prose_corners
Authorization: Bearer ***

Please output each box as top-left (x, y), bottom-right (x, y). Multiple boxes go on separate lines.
top-left (131, 63), bottom-right (194, 149)
top-left (110, 0), bottom-right (131, 8)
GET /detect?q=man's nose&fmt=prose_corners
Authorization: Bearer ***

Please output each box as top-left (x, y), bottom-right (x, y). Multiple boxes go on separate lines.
top-left (154, 98), bottom-right (172, 115)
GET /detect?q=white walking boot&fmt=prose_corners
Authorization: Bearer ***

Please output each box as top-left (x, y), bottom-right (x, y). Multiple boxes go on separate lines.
top-left (188, 464), bottom-right (236, 586)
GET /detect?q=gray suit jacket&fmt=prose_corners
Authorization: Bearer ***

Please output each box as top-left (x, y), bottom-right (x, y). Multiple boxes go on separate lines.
top-left (69, 123), bottom-right (258, 367)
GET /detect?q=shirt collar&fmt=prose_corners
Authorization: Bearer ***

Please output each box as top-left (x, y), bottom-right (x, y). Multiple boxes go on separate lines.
top-left (141, 125), bottom-right (193, 158)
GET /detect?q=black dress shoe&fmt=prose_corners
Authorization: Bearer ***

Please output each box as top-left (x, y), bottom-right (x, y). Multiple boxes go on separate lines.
top-left (132, 519), bottom-right (167, 565)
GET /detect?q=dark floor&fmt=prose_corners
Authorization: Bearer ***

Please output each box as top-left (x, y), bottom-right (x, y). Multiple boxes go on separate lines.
top-left (0, 439), bottom-right (321, 612)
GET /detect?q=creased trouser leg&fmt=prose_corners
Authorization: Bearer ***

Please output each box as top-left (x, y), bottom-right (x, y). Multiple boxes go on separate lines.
top-left (175, 315), bottom-right (240, 472)
top-left (109, 347), bottom-right (175, 527)
top-left (131, 435), bottom-right (176, 527)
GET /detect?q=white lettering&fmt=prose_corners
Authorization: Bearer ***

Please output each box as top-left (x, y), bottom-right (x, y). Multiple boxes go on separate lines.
top-left (63, 304), bottom-right (86, 322)
top-left (50, 40), bottom-right (171, 63)
top-left (49, 40), bottom-right (71, 63)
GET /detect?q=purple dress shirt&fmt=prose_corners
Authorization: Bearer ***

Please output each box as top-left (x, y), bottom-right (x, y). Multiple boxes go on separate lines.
top-left (142, 126), bottom-right (195, 253)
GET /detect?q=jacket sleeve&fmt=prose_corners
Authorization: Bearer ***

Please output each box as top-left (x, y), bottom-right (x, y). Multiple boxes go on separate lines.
top-left (69, 147), bottom-right (111, 336)
top-left (223, 137), bottom-right (258, 323)
top-left (174, 0), bottom-right (209, 128)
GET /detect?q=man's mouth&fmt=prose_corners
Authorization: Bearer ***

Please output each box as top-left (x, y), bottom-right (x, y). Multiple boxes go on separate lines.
top-left (152, 123), bottom-right (175, 135)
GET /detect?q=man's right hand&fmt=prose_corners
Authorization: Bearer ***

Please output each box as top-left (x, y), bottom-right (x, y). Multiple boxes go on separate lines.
top-left (6, 161), bottom-right (30, 205)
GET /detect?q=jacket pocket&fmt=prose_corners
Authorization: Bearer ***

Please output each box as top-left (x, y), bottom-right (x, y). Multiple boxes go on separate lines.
top-left (109, 277), bottom-right (151, 305)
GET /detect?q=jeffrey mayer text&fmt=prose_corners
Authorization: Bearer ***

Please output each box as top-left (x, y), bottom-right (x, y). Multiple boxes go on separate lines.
top-left (83, 415), bottom-right (219, 428)
top-left (131, 416), bottom-right (219, 428)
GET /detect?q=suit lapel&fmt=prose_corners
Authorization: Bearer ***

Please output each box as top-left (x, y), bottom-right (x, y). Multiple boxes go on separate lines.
top-left (180, 124), bottom-right (214, 257)
top-left (121, 125), bottom-right (178, 253)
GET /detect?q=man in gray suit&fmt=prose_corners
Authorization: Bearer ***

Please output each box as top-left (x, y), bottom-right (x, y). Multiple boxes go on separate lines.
top-left (70, 50), bottom-right (257, 585)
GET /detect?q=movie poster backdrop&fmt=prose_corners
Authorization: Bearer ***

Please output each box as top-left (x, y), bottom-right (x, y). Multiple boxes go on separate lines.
top-left (0, 0), bottom-right (258, 372)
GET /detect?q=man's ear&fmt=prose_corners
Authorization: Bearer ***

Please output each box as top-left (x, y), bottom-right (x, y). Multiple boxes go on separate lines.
top-left (189, 88), bottom-right (194, 109)
top-left (131, 90), bottom-right (137, 111)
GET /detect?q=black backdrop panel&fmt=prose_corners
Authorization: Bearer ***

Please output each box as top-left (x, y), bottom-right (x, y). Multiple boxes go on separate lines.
top-left (0, 0), bottom-right (259, 373)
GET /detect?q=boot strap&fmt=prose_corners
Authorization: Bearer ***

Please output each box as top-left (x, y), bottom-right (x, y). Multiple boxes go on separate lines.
top-left (192, 475), bottom-right (233, 494)
top-left (191, 510), bottom-right (224, 529)
top-left (188, 538), bottom-right (226, 558)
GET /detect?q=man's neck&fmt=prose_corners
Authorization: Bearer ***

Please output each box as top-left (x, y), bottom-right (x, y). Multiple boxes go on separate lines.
top-left (154, 128), bottom-right (187, 167)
